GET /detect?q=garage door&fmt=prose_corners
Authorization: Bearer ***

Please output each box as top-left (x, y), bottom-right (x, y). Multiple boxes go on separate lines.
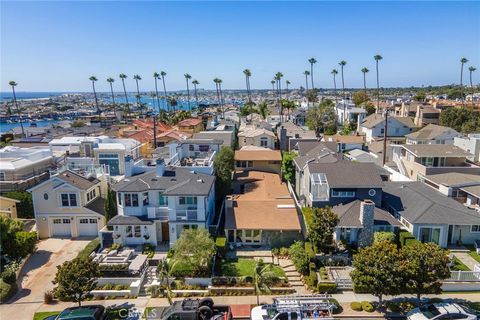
top-left (78, 218), bottom-right (98, 236)
top-left (51, 218), bottom-right (72, 237)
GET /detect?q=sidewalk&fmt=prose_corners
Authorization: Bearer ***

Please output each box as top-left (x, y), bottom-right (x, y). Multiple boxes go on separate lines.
top-left (452, 251), bottom-right (479, 270)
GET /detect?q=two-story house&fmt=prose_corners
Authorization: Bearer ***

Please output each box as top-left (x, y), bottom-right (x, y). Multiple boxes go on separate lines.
top-left (29, 170), bottom-right (107, 238)
top-left (277, 122), bottom-right (317, 151)
top-left (177, 118), bottom-right (204, 135)
top-left (102, 160), bottom-right (215, 248)
top-left (359, 114), bottom-right (416, 143)
top-left (238, 128), bottom-right (276, 150)
top-left (166, 139), bottom-right (222, 175)
top-left (234, 147), bottom-right (282, 174)
top-left (405, 124), bottom-right (460, 145)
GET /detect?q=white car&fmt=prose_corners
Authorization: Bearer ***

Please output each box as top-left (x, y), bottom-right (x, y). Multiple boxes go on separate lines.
top-left (407, 303), bottom-right (478, 320)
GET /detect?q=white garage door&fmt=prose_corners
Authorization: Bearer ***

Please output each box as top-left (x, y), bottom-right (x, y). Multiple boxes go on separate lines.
top-left (51, 218), bottom-right (72, 237)
top-left (78, 218), bottom-right (98, 236)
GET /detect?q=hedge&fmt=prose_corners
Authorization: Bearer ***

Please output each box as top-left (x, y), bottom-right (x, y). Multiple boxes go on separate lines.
top-left (304, 272), bottom-right (318, 290)
top-left (0, 279), bottom-right (16, 303)
top-left (317, 282), bottom-right (337, 293)
top-left (350, 302), bottom-right (362, 311)
top-left (399, 231), bottom-right (420, 248)
top-left (216, 236), bottom-right (227, 257)
top-left (77, 238), bottom-right (100, 259)
top-left (361, 301), bottom-right (375, 312)
top-left (304, 242), bottom-right (315, 260)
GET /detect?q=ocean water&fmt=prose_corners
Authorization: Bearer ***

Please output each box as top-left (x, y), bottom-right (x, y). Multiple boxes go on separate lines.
top-left (0, 119), bottom-right (60, 133)
top-left (0, 92), bottom-right (67, 101)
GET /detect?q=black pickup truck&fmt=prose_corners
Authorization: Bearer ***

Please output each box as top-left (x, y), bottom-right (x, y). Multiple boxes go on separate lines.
top-left (146, 298), bottom-right (232, 320)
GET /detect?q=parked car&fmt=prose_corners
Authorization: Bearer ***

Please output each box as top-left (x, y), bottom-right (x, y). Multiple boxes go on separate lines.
top-left (407, 303), bottom-right (478, 320)
top-left (43, 305), bottom-right (105, 320)
top-left (150, 298), bottom-right (232, 320)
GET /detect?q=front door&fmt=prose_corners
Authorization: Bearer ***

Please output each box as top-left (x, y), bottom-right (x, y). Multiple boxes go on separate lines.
top-left (156, 222), bottom-right (162, 243)
top-left (161, 222), bottom-right (169, 243)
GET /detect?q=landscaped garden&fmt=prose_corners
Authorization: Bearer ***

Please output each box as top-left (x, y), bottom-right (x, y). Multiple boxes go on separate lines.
top-left (465, 245), bottom-right (480, 264)
top-left (218, 258), bottom-right (285, 278)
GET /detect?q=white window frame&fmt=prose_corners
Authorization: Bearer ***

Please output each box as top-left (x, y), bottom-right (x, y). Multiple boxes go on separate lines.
top-left (60, 193), bottom-right (79, 207)
top-left (331, 190), bottom-right (355, 198)
top-left (471, 225), bottom-right (480, 233)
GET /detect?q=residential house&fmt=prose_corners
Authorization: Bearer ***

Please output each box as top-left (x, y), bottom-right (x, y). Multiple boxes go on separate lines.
top-left (277, 122), bottom-right (317, 151)
top-left (418, 172), bottom-right (480, 199)
top-left (234, 147), bottom-right (282, 174)
top-left (344, 149), bottom-right (378, 163)
top-left (294, 150), bottom-right (384, 208)
top-left (177, 118), bottom-right (204, 135)
top-left (238, 128), bottom-right (276, 150)
top-left (359, 114), bottom-right (416, 142)
top-left (193, 130), bottom-right (235, 148)
top-left (157, 130), bottom-right (191, 147)
top-left (166, 139), bottom-right (222, 175)
top-left (322, 134), bottom-right (365, 152)
top-left (382, 182), bottom-right (480, 248)
top-left (30, 170), bottom-right (107, 238)
top-left (291, 110), bottom-right (307, 127)
top-left (224, 170), bottom-right (302, 247)
top-left (390, 144), bottom-right (479, 181)
top-left (454, 134), bottom-right (480, 163)
top-left (0, 196), bottom-right (20, 219)
top-left (405, 124), bottom-right (460, 145)
top-left (333, 199), bottom-right (401, 247)
top-left (104, 161), bottom-right (215, 248)
top-left (335, 102), bottom-right (367, 125)
top-left (413, 105), bottom-right (441, 126)
top-left (0, 146), bottom-right (53, 192)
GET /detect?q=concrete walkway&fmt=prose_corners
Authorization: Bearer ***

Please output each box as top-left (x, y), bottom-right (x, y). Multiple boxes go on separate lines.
top-left (452, 251), bottom-right (480, 270)
top-left (278, 258), bottom-right (310, 294)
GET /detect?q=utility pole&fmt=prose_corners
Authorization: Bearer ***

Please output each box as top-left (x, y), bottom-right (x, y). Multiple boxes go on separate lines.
top-left (382, 107), bottom-right (389, 166)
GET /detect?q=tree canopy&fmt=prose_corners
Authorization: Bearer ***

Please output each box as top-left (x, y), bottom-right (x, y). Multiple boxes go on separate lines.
top-left (306, 99), bottom-right (337, 136)
top-left (352, 91), bottom-right (369, 106)
top-left (304, 207), bottom-right (338, 252)
top-left (53, 257), bottom-right (100, 306)
top-left (5, 191), bottom-right (34, 219)
top-left (281, 151), bottom-right (297, 185)
top-left (104, 187), bottom-right (117, 222)
top-left (0, 216), bottom-right (37, 261)
top-left (173, 228), bottom-right (216, 275)
top-left (439, 107), bottom-right (480, 133)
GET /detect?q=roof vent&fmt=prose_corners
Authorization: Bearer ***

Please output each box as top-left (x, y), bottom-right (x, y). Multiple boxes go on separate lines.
top-left (197, 178), bottom-right (204, 183)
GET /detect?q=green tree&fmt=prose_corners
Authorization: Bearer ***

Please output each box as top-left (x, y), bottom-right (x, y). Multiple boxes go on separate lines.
top-left (307, 89), bottom-right (319, 103)
top-left (288, 241), bottom-right (309, 275)
top-left (361, 67), bottom-right (369, 94)
top-left (439, 107), bottom-right (480, 133)
top-left (157, 258), bottom-right (178, 305)
top-left (52, 257), bottom-right (100, 306)
top-left (281, 99), bottom-right (295, 116)
top-left (153, 72), bottom-right (162, 114)
top-left (5, 191), bottom-right (34, 219)
top-left (469, 66), bottom-right (476, 97)
top-left (364, 102), bottom-right (376, 116)
top-left (402, 243), bottom-right (451, 301)
top-left (0, 216), bottom-right (28, 259)
top-left (281, 151), bottom-right (297, 185)
top-left (305, 207), bottom-right (338, 252)
top-left (89, 76), bottom-right (100, 115)
top-left (306, 99), bottom-right (336, 136)
top-left (373, 231), bottom-right (395, 244)
top-left (339, 60), bottom-right (347, 122)
top-left (253, 259), bottom-right (277, 305)
top-left (256, 102), bottom-right (269, 119)
top-left (9, 81), bottom-right (25, 138)
top-left (192, 79), bottom-right (200, 108)
top-left (104, 187), bottom-right (117, 222)
top-left (352, 91), bottom-right (369, 106)
top-left (184, 73), bottom-right (192, 111)
top-left (351, 241), bottom-right (404, 308)
top-left (308, 58), bottom-right (317, 89)
top-left (213, 146), bottom-right (234, 202)
top-left (374, 54), bottom-right (383, 111)
top-left (119, 73), bottom-right (131, 120)
top-left (331, 69), bottom-right (338, 105)
top-left (243, 69), bottom-right (252, 103)
top-left (106, 77), bottom-right (117, 119)
top-left (14, 231), bottom-right (37, 258)
top-left (173, 228), bottom-right (216, 275)
top-left (133, 74), bottom-right (142, 111)
top-left (414, 90), bottom-right (427, 102)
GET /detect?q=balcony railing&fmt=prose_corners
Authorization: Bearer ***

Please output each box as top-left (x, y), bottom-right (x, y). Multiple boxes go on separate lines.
top-left (176, 209), bottom-right (198, 221)
top-left (147, 207), bottom-right (169, 220)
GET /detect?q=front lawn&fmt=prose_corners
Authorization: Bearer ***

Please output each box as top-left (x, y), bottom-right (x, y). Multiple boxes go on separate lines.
top-left (465, 245), bottom-right (480, 264)
top-left (219, 258), bottom-right (285, 278)
top-left (451, 256), bottom-right (470, 271)
top-left (33, 312), bottom-right (59, 320)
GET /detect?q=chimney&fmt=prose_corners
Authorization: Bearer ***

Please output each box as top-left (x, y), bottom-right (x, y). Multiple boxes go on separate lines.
top-left (124, 155), bottom-right (133, 177)
top-left (358, 200), bottom-right (375, 247)
top-left (156, 158), bottom-right (166, 177)
top-left (225, 197), bottom-right (233, 208)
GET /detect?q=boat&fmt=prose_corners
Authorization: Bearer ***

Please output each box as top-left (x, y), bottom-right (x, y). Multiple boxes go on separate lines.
top-left (251, 294), bottom-right (337, 320)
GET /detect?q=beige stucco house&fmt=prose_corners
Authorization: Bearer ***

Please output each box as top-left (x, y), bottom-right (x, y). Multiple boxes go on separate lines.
top-left (29, 170), bottom-right (107, 238)
top-left (0, 196), bottom-right (20, 219)
top-left (238, 128), bottom-right (276, 149)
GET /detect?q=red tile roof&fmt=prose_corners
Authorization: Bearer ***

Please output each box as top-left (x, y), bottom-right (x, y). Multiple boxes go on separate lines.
top-left (177, 118), bottom-right (202, 127)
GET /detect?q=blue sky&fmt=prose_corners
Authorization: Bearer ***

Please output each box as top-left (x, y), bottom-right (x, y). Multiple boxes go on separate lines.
top-left (1, 1), bottom-right (479, 92)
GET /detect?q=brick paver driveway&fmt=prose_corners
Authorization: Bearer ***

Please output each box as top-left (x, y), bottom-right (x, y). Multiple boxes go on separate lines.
top-left (0, 238), bottom-right (92, 320)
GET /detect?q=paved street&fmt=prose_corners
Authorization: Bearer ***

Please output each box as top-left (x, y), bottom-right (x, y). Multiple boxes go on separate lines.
top-left (0, 238), bottom-right (91, 320)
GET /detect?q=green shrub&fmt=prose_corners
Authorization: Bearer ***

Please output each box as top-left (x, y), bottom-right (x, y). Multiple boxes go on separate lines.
top-left (399, 301), bottom-right (416, 312)
top-left (279, 247), bottom-right (289, 257)
top-left (374, 231), bottom-right (395, 244)
top-left (167, 249), bottom-right (175, 258)
top-left (77, 238), bottom-right (100, 259)
top-left (216, 236), bottom-right (227, 257)
top-left (304, 272), bottom-right (318, 290)
top-left (317, 282), bottom-right (337, 293)
top-left (0, 279), bottom-right (15, 303)
top-left (399, 231), bottom-right (420, 248)
top-left (15, 231), bottom-right (37, 258)
top-left (350, 302), bottom-right (363, 311)
top-left (353, 283), bottom-right (369, 294)
top-left (305, 242), bottom-right (315, 260)
top-left (1, 268), bottom-right (16, 285)
top-left (361, 301), bottom-right (375, 312)
top-left (386, 301), bottom-right (401, 313)
top-left (288, 241), bottom-right (309, 275)
top-left (330, 299), bottom-right (342, 314)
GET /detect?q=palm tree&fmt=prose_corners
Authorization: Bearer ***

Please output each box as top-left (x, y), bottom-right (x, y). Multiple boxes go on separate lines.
top-left (243, 69), bottom-right (252, 103)
top-left (106, 78), bottom-right (117, 121)
top-left (192, 79), bottom-right (200, 108)
top-left (339, 60), bottom-right (347, 121)
top-left (8, 81), bottom-right (24, 137)
top-left (469, 66), bottom-right (477, 102)
top-left (133, 75), bottom-right (142, 116)
top-left (257, 101), bottom-right (269, 119)
top-left (213, 78), bottom-right (224, 118)
top-left (308, 58), bottom-right (317, 89)
top-left (157, 258), bottom-right (178, 305)
top-left (160, 71), bottom-right (168, 112)
top-left (89, 76), bottom-right (100, 115)
top-left (270, 80), bottom-right (275, 92)
top-left (218, 78), bottom-right (224, 118)
top-left (361, 67), bottom-right (369, 95)
top-left (150, 92), bottom-right (158, 147)
top-left (275, 72), bottom-right (284, 122)
top-left (374, 54), bottom-right (383, 112)
top-left (460, 57), bottom-right (469, 104)
top-left (184, 73), bottom-right (192, 111)
top-left (153, 72), bottom-right (162, 114)
top-left (303, 70), bottom-right (310, 92)
top-left (286, 80), bottom-right (291, 92)
top-left (119, 73), bottom-right (131, 121)
top-left (331, 69), bottom-right (339, 105)
top-left (253, 260), bottom-right (277, 305)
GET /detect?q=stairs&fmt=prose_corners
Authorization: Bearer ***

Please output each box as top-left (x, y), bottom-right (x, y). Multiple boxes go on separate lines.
top-left (139, 266), bottom-right (158, 296)
top-left (279, 259), bottom-right (309, 294)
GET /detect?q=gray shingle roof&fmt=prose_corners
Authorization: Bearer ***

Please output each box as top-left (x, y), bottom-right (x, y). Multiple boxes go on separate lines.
top-left (107, 215), bottom-right (153, 226)
top-left (56, 170), bottom-right (99, 190)
top-left (405, 124), bottom-right (459, 140)
top-left (112, 167), bottom-right (215, 195)
top-left (297, 141), bottom-right (336, 156)
top-left (333, 200), bottom-right (402, 228)
top-left (308, 160), bottom-right (384, 188)
top-left (382, 182), bottom-right (480, 225)
top-left (402, 144), bottom-right (472, 157)
top-left (85, 197), bottom-right (105, 216)
top-left (361, 114), bottom-right (416, 129)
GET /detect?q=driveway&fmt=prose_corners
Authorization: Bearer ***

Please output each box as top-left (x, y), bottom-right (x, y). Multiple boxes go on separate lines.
top-left (0, 238), bottom-right (92, 320)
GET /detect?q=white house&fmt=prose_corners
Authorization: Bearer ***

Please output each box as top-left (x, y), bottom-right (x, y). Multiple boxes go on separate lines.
top-left (335, 101), bottom-right (367, 125)
top-left (405, 124), bottom-right (460, 145)
top-left (454, 134), bottom-right (480, 163)
top-left (360, 114), bottom-right (416, 142)
top-left (30, 170), bottom-right (107, 238)
top-left (103, 160), bottom-right (216, 248)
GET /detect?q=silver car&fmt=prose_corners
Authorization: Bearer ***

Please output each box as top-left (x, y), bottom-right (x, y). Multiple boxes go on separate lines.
top-left (407, 303), bottom-right (478, 320)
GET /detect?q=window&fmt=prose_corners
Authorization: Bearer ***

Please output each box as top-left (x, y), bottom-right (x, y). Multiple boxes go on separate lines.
top-left (260, 137), bottom-right (269, 147)
top-left (98, 153), bottom-right (120, 175)
top-left (380, 128), bottom-right (384, 135)
top-left (134, 226), bottom-right (141, 237)
top-left (53, 219), bottom-right (62, 224)
top-left (236, 161), bottom-right (252, 168)
top-left (44, 193), bottom-right (49, 200)
top-left (179, 197), bottom-right (197, 205)
top-left (332, 190), bottom-right (355, 197)
top-left (61, 193), bottom-right (77, 207)
top-left (471, 225), bottom-right (480, 233)
top-left (310, 173), bottom-right (329, 201)
top-left (368, 189), bottom-right (376, 197)
top-left (63, 219), bottom-right (71, 224)
top-left (0, 172), bottom-right (5, 181)
top-left (142, 192), bottom-right (149, 206)
top-left (124, 193), bottom-right (139, 207)
top-left (80, 218), bottom-right (89, 224)
top-left (89, 218), bottom-right (96, 223)
top-left (189, 144), bottom-right (194, 151)
top-left (118, 193), bottom-right (122, 205)
top-left (126, 226), bottom-right (133, 237)
top-left (159, 193), bottom-right (168, 206)
top-left (199, 145), bottom-right (209, 152)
